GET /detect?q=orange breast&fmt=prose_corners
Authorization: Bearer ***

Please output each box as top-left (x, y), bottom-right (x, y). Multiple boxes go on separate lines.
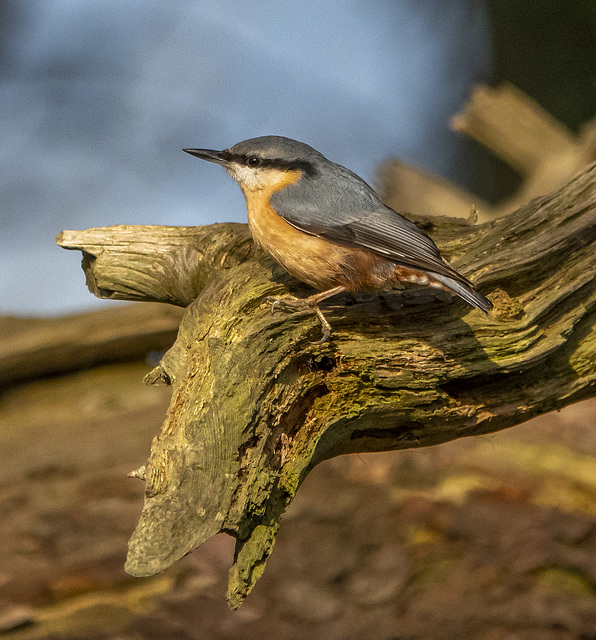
top-left (240, 171), bottom-right (349, 290)
top-left (246, 200), bottom-right (348, 289)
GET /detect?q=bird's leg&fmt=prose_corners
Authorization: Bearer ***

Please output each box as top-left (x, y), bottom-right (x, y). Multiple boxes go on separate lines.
top-left (265, 286), bottom-right (346, 344)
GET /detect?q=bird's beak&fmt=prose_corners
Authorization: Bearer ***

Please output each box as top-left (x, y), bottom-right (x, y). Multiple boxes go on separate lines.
top-left (183, 148), bottom-right (228, 165)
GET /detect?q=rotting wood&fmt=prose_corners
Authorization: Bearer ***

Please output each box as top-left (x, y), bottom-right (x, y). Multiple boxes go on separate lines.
top-left (57, 160), bottom-right (596, 608)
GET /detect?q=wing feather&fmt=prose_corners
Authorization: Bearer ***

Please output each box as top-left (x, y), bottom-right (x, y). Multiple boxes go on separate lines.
top-left (270, 163), bottom-right (471, 287)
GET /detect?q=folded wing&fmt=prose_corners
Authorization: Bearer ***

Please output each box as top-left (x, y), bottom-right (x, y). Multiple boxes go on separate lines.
top-left (270, 163), bottom-right (492, 312)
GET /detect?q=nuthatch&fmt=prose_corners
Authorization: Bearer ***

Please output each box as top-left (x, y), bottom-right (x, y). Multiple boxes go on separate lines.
top-left (184, 136), bottom-right (492, 343)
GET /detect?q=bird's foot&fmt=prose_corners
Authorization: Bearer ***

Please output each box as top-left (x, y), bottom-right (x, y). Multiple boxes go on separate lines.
top-left (264, 294), bottom-right (333, 344)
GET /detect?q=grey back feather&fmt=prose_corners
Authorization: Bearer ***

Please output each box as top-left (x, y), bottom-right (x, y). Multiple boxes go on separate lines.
top-left (270, 156), bottom-right (472, 287)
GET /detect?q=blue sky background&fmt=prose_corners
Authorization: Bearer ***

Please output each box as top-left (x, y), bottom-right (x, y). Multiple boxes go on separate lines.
top-left (0, 1), bottom-right (490, 315)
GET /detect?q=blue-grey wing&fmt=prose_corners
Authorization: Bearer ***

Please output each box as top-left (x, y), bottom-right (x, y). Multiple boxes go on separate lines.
top-left (270, 162), bottom-right (470, 286)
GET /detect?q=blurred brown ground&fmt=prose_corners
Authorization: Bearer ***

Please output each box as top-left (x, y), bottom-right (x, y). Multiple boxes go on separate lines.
top-left (1, 353), bottom-right (595, 640)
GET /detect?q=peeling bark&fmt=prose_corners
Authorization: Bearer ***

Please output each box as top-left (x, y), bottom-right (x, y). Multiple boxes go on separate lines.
top-left (57, 161), bottom-right (596, 608)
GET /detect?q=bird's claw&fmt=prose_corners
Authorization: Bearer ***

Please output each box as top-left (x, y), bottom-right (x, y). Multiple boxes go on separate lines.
top-left (264, 295), bottom-right (303, 315)
top-left (309, 328), bottom-right (331, 345)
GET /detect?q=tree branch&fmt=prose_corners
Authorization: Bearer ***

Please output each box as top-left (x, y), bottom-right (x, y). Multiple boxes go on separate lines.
top-left (0, 303), bottom-right (183, 386)
top-left (57, 223), bottom-right (255, 306)
top-left (451, 83), bottom-right (580, 176)
top-left (451, 83), bottom-right (596, 217)
top-left (58, 161), bottom-right (596, 608)
top-left (379, 84), bottom-right (596, 222)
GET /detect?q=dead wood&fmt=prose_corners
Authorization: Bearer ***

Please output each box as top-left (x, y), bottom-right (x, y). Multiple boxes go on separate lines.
top-left (0, 303), bottom-right (183, 386)
top-left (380, 84), bottom-right (596, 222)
top-left (57, 160), bottom-right (596, 608)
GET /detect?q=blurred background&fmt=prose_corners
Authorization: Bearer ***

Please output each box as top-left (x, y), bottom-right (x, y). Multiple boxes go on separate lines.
top-left (1, 2), bottom-right (596, 639)
top-left (3, 1), bottom-right (594, 315)
top-left (3, 0), bottom-right (494, 314)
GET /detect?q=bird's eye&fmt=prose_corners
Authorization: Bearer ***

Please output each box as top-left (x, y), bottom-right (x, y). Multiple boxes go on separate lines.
top-left (247, 156), bottom-right (261, 168)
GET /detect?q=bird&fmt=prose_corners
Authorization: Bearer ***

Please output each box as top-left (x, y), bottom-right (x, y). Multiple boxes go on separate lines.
top-left (184, 136), bottom-right (492, 343)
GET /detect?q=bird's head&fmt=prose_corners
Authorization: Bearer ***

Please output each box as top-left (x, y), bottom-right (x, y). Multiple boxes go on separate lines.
top-left (184, 135), bottom-right (322, 193)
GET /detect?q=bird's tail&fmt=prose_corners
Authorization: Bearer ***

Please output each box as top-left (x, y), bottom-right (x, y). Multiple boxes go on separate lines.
top-left (430, 273), bottom-right (493, 314)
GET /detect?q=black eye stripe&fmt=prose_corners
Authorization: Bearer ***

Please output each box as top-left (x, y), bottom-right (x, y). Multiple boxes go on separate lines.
top-left (220, 150), bottom-right (318, 177)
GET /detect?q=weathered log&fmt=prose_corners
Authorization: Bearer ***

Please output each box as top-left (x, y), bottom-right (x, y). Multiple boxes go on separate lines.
top-left (2, 346), bottom-right (595, 635)
top-left (451, 83), bottom-right (596, 216)
top-left (0, 303), bottom-right (183, 386)
top-left (57, 160), bottom-right (596, 608)
top-left (380, 84), bottom-right (596, 222)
